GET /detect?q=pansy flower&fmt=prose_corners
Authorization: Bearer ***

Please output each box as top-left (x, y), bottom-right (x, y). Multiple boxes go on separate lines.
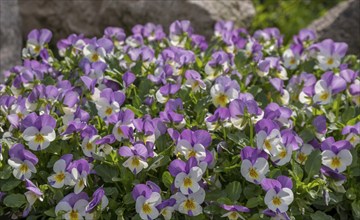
top-left (210, 76), bottom-right (239, 107)
top-left (169, 20), bottom-right (193, 47)
top-left (342, 122), bottom-right (360, 147)
top-left (55, 192), bottom-right (91, 220)
top-left (23, 29), bottom-right (52, 57)
top-left (23, 179), bottom-right (43, 217)
top-left (262, 176), bottom-right (294, 214)
top-left (310, 39), bottom-right (348, 71)
top-left (169, 158), bottom-right (204, 195)
top-left (184, 70), bottom-right (206, 93)
top-left (68, 159), bottom-right (92, 194)
top-left (172, 187), bottom-right (206, 216)
top-left (95, 88), bottom-right (125, 120)
top-left (119, 143), bottom-right (150, 174)
top-left (240, 146), bottom-right (269, 184)
top-left (85, 187), bottom-right (109, 213)
top-left (205, 51), bottom-right (231, 80)
top-left (22, 113), bottom-right (56, 151)
top-left (132, 183), bottom-right (162, 220)
top-left (156, 198), bottom-right (176, 220)
top-left (220, 204), bottom-right (250, 220)
top-left (8, 143), bottom-right (38, 180)
top-left (321, 137), bottom-right (353, 173)
top-left (48, 154), bottom-right (73, 188)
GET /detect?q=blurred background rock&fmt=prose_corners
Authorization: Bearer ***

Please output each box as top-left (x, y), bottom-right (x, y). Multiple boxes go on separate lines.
top-left (0, 0), bottom-right (359, 81)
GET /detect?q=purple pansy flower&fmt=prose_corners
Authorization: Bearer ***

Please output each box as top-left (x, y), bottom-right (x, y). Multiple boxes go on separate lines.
top-left (8, 143), bottom-right (38, 180)
top-left (321, 137), bottom-right (353, 173)
top-left (23, 179), bottom-right (43, 217)
top-left (210, 76), bottom-right (240, 107)
top-left (85, 187), bottom-right (109, 213)
top-left (55, 192), bottom-right (91, 219)
top-left (262, 176), bottom-right (294, 214)
top-left (118, 143), bottom-right (150, 174)
top-left (22, 113), bottom-right (56, 151)
top-left (132, 183), bottom-right (162, 220)
top-left (240, 146), bottom-right (269, 184)
top-left (48, 154), bottom-right (74, 188)
top-left (220, 204), bottom-right (250, 220)
top-left (23, 29), bottom-right (52, 57)
top-left (169, 157), bottom-right (204, 195)
top-left (310, 39), bottom-right (348, 70)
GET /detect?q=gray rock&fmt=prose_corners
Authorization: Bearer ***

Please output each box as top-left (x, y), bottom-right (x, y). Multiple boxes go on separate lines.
top-left (308, 0), bottom-right (360, 56)
top-left (18, 0), bottom-right (255, 44)
top-left (0, 0), bottom-right (22, 81)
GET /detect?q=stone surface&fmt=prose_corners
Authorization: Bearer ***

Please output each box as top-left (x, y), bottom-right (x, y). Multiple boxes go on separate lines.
top-left (18, 0), bottom-right (255, 44)
top-left (308, 0), bottom-right (360, 55)
top-left (0, 0), bottom-right (22, 81)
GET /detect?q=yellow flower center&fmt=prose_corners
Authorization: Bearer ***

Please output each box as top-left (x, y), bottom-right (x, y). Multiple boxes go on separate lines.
top-left (105, 107), bottom-right (113, 116)
top-left (184, 199), bottom-right (196, 210)
top-left (264, 140), bottom-right (272, 150)
top-left (117, 127), bottom-right (123, 135)
top-left (69, 210), bottom-right (79, 220)
top-left (131, 157), bottom-right (140, 167)
top-left (17, 112), bottom-right (24, 119)
top-left (20, 163), bottom-right (29, 173)
top-left (183, 177), bottom-right (193, 188)
top-left (215, 93), bottom-right (229, 107)
top-left (34, 134), bottom-right (45, 143)
top-left (142, 203), bottom-right (152, 214)
top-left (297, 152), bottom-right (307, 163)
top-left (229, 211), bottom-right (239, 220)
top-left (327, 58), bottom-right (334, 65)
top-left (86, 143), bottom-right (93, 150)
top-left (55, 172), bottom-right (65, 183)
top-left (279, 149), bottom-right (287, 159)
top-left (249, 167), bottom-right (259, 179)
top-left (192, 81), bottom-right (199, 90)
top-left (320, 92), bottom-right (329, 101)
top-left (188, 150), bottom-right (196, 158)
top-left (91, 53), bottom-right (99, 62)
top-left (331, 156), bottom-right (341, 168)
top-left (290, 58), bottom-right (296, 65)
top-left (34, 45), bottom-right (41, 53)
top-left (272, 196), bottom-right (282, 206)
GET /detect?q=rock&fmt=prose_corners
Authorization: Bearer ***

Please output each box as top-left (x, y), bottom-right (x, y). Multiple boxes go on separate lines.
top-left (308, 0), bottom-right (360, 55)
top-left (18, 0), bottom-right (255, 44)
top-left (0, 0), bottom-right (22, 80)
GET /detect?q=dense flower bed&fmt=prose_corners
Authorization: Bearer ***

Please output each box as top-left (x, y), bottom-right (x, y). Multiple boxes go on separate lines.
top-left (0, 20), bottom-right (359, 220)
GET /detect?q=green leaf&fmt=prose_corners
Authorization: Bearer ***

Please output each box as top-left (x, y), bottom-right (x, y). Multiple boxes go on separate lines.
top-left (246, 196), bottom-right (263, 208)
top-left (342, 106), bottom-right (355, 123)
top-left (123, 192), bottom-right (134, 204)
top-left (44, 208), bottom-right (56, 217)
top-left (3, 194), bottom-right (27, 208)
top-left (352, 200), bottom-right (360, 218)
top-left (94, 164), bottom-right (119, 183)
top-left (299, 128), bottom-right (315, 143)
top-left (1, 179), bottom-right (21, 191)
top-left (0, 166), bottom-right (12, 179)
top-left (161, 171), bottom-right (173, 189)
top-left (304, 150), bottom-right (322, 181)
top-left (310, 211), bottom-right (335, 220)
top-left (225, 181), bottom-right (242, 201)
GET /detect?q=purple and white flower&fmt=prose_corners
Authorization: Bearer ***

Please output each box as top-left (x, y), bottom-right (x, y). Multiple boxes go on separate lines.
top-left (22, 114), bottom-right (56, 151)
top-left (240, 146), bottom-right (269, 184)
top-left (262, 176), bottom-right (294, 214)
top-left (8, 143), bottom-right (38, 180)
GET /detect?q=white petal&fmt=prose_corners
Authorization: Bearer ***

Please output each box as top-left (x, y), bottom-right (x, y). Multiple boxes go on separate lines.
top-left (190, 188), bottom-right (206, 204)
top-left (338, 150), bottom-right (353, 166)
top-left (54, 159), bottom-right (66, 172)
top-left (74, 199), bottom-right (89, 216)
top-left (174, 172), bottom-right (186, 188)
top-left (189, 167), bottom-right (203, 181)
top-left (279, 188), bottom-right (294, 205)
top-left (41, 126), bottom-right (56, 142)
top-left (55, 201), bottom-right (72, 214)
top-left (23, 127), bottom-right (39, 141)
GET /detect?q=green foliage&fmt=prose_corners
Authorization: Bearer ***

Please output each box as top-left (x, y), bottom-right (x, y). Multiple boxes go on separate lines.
top-left (251, 0), bottom-right (343, 42)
